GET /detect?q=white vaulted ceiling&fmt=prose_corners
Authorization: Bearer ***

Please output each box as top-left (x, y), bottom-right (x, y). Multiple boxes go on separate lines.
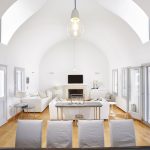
top-left (1, 0), bottom-right (47, 45)
top-left (133, 0), bottom-right (150, 17)
top-left (0, 0), bottom-right (150, 68)
top-left (0, 0), bottom-right (16, 17)
top-left (97, 0), bottom-right (149, 44)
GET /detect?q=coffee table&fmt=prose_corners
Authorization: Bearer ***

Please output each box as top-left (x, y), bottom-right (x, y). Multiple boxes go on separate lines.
top-left (55, 101), bottom-right (102, 120)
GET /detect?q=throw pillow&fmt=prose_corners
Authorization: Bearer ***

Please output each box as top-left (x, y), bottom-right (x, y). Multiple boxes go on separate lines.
top-left (46, 90), bottom-right (52, 98)
top-left (39, 91), bottom-right (47, 98)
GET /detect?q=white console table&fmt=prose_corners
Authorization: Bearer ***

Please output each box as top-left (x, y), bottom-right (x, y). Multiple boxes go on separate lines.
top-left (55, 101), bottom-right (102, 120)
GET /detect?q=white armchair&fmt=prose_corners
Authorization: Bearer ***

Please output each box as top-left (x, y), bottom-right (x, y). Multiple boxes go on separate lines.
top-left (78, 120), bottom-right (104, 148)
top-left (109, 119), bottom-right (136, 147)
top-left (47, 121), bottom-right (72, 148)
top-left (15, 120), bottom-right (43, 148)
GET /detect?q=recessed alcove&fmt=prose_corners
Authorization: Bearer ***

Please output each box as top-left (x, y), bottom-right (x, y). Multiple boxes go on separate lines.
top-left (39, 40), bottom-right (109, 92)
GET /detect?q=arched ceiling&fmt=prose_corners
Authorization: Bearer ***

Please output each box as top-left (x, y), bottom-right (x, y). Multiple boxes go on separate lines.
top-left (134, 0), bottom-right (150, 17)
top-left (0, 0), bottom-right (16, 17)
top-left (97, 0), bottom-right (149, 44)
top-left (0, 0), bottom-right (150, 67)
top-left (1, 0), bottom-right (47, 45)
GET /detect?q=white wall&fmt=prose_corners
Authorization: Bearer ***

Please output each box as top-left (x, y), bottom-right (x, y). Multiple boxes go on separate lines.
top-left (39, 39), bottom-right (110, 94)
top-left (110, 41), bottom-right (150, 112)
top-left (0, 44), bottom-right (39, 119)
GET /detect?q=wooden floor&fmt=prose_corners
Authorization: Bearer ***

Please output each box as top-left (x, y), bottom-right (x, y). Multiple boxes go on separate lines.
top-left (0, 106), bottom-right (150, 148)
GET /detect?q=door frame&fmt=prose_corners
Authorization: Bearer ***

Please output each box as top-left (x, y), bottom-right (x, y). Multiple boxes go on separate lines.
top-left (141, 63), bottom-right (150, 124)
top-left (0, 64), bottom-right (7, 126)
top-left (112, 69), bottom-right (118, 96)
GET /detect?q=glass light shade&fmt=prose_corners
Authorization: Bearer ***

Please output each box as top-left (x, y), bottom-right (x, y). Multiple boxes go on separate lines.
top-left (71, 17), bottom-right (80, 23)
top-left (68, 19), bottom-right (83, 37)
top-left (68, 8), bottom-right (83, 37)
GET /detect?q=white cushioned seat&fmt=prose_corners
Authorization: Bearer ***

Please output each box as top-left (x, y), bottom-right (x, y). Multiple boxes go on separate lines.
top-left (15, 120), bottom-right (43, 148)
top-left (109, 119), bottom-right (136, 147)
top-left (47, 121), bottom-right (72, 148)
top-left (78, 120), bottom-right (104, 148)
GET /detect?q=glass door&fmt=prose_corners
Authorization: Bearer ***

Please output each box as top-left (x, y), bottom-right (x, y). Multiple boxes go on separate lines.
top-left (0, 65), bottom-right (7, 126)
top-left (129, 67), bottom-right (142, 119)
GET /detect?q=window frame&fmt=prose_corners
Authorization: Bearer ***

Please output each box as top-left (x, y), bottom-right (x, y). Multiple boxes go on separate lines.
top-left (112, 69), bottom-right (118, 96)
top-left (141, 63), bottom-right (150, 124)
top-left (14, 67), bottom-right (25, 95)
top-left (121, 67), bottom-right (129, 99)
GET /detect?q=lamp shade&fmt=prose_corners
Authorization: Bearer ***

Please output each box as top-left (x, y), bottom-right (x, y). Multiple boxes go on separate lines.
top-left (68, 0), bottom-right (84, 37)
top-left (71, 8), bottom-right (80, 22)
top-left (16, 91), bottom-right (26, 98)
top-left (68, 19), bottom-right (83, 37)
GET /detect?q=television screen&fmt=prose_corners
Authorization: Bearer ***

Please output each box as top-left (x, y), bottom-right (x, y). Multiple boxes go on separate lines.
top-left (68, 75), bottom-right (83, 84)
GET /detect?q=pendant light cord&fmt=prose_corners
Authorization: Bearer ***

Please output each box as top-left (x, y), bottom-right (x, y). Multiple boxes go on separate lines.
top-left (73, 38), bottom-right (76, 70)
top-left (74, 0), bottom-right (76, 9)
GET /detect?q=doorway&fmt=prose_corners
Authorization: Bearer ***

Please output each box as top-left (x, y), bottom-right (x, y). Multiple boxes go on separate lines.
top-left (129, 67), bottom-right (142, 119)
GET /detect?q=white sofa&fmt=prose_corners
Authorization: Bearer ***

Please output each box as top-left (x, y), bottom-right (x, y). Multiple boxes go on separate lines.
top-left (21, 90), bottom-right (52, 112)
top-left (22, 96), bottom-right (52, 112)
top-left (49, 98), bottom-right (110, 120)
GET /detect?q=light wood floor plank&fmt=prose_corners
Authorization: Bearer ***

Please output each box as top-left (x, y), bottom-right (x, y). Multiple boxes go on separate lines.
top-left (0, 106), bottom-right (150, 148)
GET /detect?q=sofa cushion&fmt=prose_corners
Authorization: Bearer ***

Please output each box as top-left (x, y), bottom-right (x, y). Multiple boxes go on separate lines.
top-left (105, 93), bottom-right (111, 99)
top-left (46, 90), bottom-right (52, 98)
top-left (39, 91), bottom-right (47, 98)
top-left (29, 91), bottom-right (39, 97)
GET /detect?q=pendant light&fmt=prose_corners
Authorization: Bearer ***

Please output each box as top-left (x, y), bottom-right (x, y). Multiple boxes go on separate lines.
top-left (68, 0), bottom-right (83, 37)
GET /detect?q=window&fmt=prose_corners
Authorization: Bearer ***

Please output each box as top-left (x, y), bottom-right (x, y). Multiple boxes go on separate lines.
top-left (112, 69), bottom-right (118, 95)
top-left (122, 68), bottom-right (129, 98)
top-left (14, 67), bottom-right (25, 95)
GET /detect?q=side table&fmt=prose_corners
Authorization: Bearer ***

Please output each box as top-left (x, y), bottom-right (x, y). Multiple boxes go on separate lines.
top-left (14, 103), bottom-right (28, 120)
top-left (25, 105), bottom-right (36, 118)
